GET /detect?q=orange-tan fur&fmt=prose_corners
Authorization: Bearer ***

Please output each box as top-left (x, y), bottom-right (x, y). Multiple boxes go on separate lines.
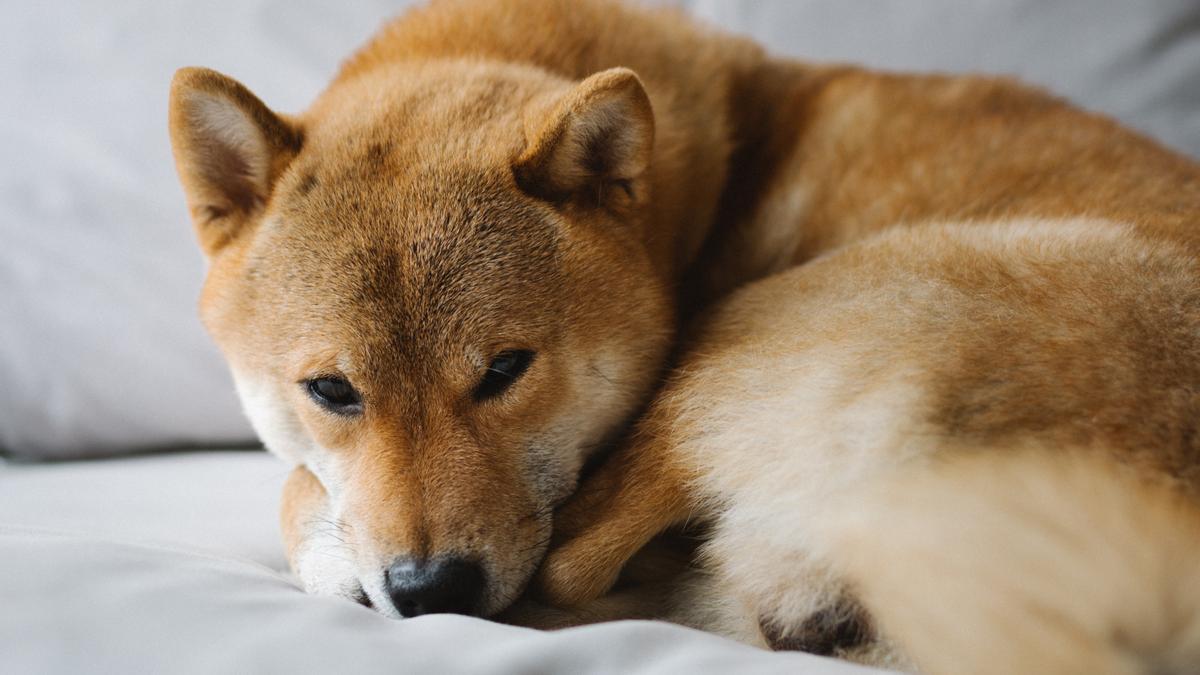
top-left (541, 218), bottom-right (1200, 669)
top-left (168, 0), bottom-right (1200, 670)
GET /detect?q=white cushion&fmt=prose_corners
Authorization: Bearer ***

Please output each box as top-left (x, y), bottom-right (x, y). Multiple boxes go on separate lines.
top-left (0, 1), bottom-right (399, 458)
top-left (0, 450), bottom-right (286, 567)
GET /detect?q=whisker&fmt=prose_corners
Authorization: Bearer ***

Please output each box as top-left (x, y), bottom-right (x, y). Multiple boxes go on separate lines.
top-left (312, 550), bottom-right (356, 564)
top-left (312, 529), bottom-right (351, 543)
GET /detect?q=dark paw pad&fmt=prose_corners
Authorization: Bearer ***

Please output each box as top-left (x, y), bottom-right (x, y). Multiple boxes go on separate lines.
top-left (761, 598), bottom-right (873, 656)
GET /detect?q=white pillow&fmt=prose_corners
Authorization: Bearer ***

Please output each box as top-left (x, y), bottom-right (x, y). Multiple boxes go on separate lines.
top-left (1, 0), bottom-right (1196, 459)
top-left (0, 0), bottom-right (412, 459)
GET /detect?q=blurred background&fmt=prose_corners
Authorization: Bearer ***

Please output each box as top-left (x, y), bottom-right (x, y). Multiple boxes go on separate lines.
top-left (2, 0), bottom-right (1198, 461)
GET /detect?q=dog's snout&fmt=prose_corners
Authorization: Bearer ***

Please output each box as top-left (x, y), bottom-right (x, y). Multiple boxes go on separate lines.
top-left (384, 556), bottom-right (486, 618)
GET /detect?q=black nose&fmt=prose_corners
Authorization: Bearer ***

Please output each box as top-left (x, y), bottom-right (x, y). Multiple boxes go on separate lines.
top-left (384, 556), bottom-right (486, 618)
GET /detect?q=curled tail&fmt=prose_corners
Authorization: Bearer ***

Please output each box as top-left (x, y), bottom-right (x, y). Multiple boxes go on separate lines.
top-left (821, 450), bottom-right (1200, 675)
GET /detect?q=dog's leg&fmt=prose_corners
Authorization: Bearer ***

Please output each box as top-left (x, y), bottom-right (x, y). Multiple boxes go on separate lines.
top-left (759, 592), bottom-right (873, 656)
top-left (280, 465), bottom-right (325, 569)
top-left (280, 465), bottom-right (365, 602)
top-left (703, 507), bottom-right (882, 655)
top-left (535, 430), bottom-right (697, 607)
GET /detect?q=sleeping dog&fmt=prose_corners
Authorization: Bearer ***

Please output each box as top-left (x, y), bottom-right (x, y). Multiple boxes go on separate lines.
top-left (169, 0), bottom-right (1200, 670)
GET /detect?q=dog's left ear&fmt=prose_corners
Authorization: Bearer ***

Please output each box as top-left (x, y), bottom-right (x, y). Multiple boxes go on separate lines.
top-left (514, 68), bottom-right (654, 209)
top-left (168, 67), bottom-right (302, 255)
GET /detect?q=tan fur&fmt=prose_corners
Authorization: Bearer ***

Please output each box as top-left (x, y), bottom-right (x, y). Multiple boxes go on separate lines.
top-left (542, 220), bottom-right (1200, 670)
top-left (169, 0), bottom-right (1200, 668)
top-left (822, 449), bottom-right (1200, 675)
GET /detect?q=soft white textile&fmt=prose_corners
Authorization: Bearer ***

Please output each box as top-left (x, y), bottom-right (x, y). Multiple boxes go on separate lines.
top-left (0, 451), bottom-right (887, 674)
top-left (0, 450), bottom-right (288, 568)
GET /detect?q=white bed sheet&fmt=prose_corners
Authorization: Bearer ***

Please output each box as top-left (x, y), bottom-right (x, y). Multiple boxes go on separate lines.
top-left (0, 452), bottom-right (891, 674)
top-left (0, 450), bottom-right (288, 570)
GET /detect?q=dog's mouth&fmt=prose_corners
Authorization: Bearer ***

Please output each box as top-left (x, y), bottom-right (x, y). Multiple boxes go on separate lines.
top-left (353, 588), bottom-right (373, 609)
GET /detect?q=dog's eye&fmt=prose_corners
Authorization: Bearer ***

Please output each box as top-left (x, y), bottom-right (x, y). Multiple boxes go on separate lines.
top-left (305, 376), bottom-right (363, 415)
top-left (474, 350), bottom-right (535, 402)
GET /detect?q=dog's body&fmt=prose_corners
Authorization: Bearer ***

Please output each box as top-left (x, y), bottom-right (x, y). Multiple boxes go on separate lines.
top-left (541, 219), bottom-right (1200, 671)
top-left (168, 0), bottom-right (1200, 671)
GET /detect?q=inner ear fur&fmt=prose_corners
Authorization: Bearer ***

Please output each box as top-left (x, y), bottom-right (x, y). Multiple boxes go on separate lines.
top-left (168, 67), bottom-right (301, 254)
top-left (514, 67), bottom-right (655, 208)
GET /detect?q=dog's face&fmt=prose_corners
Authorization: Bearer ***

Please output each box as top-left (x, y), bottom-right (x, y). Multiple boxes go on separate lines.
top-left (169, 62), bottom-right (671, 616)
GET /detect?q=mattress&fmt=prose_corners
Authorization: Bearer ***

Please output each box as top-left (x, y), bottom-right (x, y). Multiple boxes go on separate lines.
top-left (0, 451), bottom-right (887, 674)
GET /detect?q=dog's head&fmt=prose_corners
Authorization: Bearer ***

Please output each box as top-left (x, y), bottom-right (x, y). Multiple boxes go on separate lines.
top-left (168, 62), bottom-right (672, 616)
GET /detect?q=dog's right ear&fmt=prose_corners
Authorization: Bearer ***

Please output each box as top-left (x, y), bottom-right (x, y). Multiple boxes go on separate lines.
top-left (168, 67), bottom-right (301, 255)
top-left (514, 68), bottom-right (655, 211)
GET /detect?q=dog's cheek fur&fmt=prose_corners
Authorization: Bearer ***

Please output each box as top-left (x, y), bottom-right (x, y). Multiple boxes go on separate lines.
top-left (228, 365), bottom-right (355, 494)
top-left (229, 369), bottom-right (312, 464)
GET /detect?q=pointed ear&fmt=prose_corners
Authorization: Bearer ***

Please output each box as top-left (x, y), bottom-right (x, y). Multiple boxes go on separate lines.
top-left (514, 68), bottom-right (655, 209)
top-left (168, 67), bottom-right (301, 254)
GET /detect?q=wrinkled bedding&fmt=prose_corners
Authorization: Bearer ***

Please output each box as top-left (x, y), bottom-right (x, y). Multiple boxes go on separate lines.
top-left (0, 452), bottom-right (885, 674)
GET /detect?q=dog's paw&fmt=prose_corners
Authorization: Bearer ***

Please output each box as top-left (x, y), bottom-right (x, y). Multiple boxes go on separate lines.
top-left (534, 528), bottom-right (627, 607)
top-left (761, 596), bottom-right (874, 656)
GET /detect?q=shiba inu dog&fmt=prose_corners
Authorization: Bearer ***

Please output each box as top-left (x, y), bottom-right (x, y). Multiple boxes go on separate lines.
top-left (169, 0), bottom-right (1200, 670)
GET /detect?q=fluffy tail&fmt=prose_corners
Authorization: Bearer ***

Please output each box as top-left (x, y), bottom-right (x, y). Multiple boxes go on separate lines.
top-left (820, 450), bottom-right (1200, 675)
